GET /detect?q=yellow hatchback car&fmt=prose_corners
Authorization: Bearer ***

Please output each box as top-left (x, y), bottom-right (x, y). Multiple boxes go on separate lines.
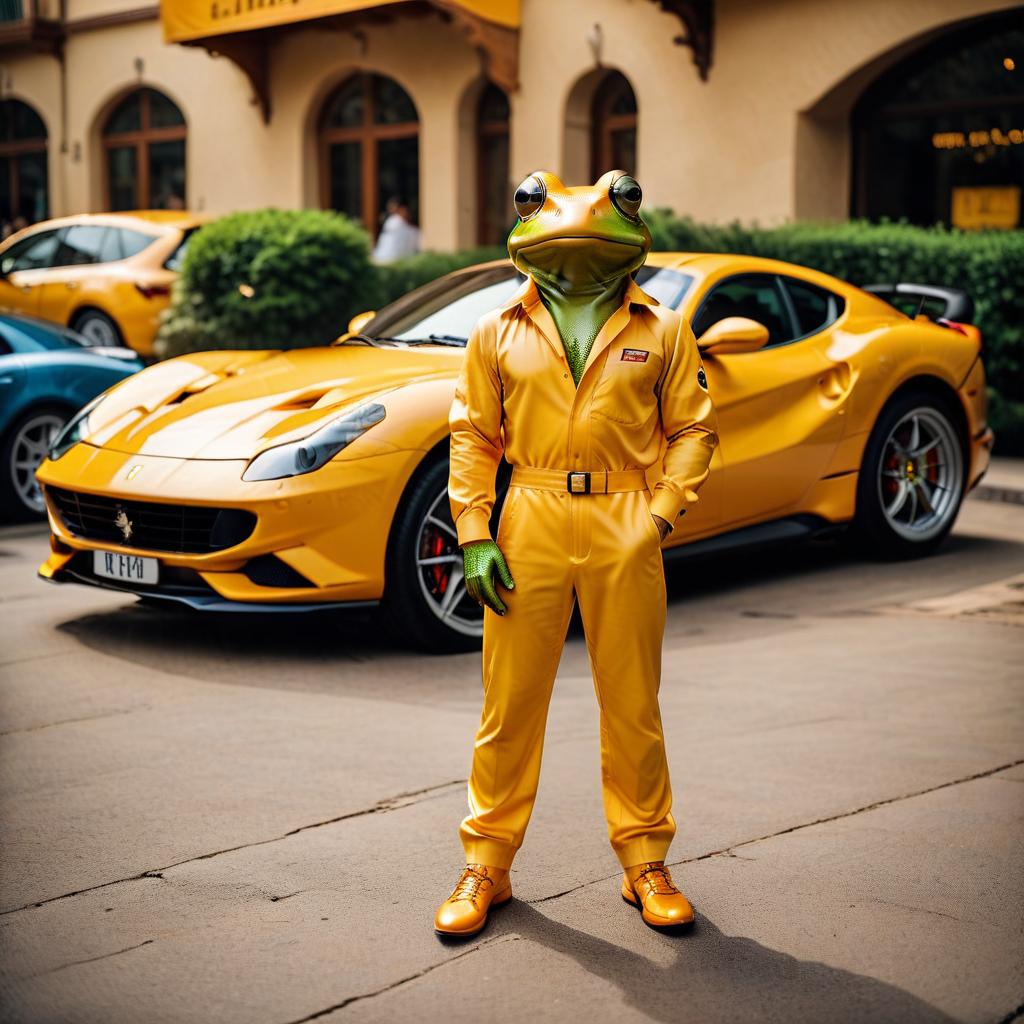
top-left (0, 212), bottom-right (203, 356)
top-left (35, 255), bottom-right (993, 651)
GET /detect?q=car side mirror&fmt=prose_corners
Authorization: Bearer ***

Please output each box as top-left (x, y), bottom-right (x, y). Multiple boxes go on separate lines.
top-left (348, 310), bottom-right (375, 336)
top-left (696, 316), bottom-right (770, 355)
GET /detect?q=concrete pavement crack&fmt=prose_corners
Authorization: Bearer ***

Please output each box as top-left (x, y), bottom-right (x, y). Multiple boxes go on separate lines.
top-left (528, 756), bottom-right (1024, 906)
top-left (0, 778), bottom-right (466, 917)
top-left (0, 707), bottom-right (147, 736)
top-left (996, 1001), bottom-right (1024, 1024)
top-left (279, 934), bottom-right (520, 1023)
top-left (28, 939), bottom-right (154, 978)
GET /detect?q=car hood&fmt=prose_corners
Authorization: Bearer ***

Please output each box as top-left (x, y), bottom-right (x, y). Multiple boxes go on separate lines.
top-left (84, 345), bottom-right (460, 460)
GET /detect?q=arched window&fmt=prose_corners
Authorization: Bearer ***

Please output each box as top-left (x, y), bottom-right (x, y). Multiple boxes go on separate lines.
top-left (103, 88), bottom-right (187, 211)
top-left (853, 14), bottom-right (1024, 228)
top-left (320, 73), bottom-right (419, 237)
top-left (591, 71), bottom-right (637, 178)
top-left (0, 100), bottom-right (48, 227)
top-left (476, 83), bottom-right (510, 246)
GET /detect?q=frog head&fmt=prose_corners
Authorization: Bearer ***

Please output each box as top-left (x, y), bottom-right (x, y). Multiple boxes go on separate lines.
top-left (507, 170), bottom-right (652, 292)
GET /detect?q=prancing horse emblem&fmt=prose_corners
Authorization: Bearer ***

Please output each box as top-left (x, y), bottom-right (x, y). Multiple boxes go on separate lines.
top-left (114, 508), bottom-right (133, 543)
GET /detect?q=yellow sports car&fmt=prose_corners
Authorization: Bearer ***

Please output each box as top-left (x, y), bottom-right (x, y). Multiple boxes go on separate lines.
top-left (0, 212), bottom-right (204, 356)
top-left (36, 255), bottom-right (993, 650)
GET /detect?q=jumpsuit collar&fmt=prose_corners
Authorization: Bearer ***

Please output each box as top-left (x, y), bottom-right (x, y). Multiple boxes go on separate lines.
top-left (497, 275), bottom-right (660, 383)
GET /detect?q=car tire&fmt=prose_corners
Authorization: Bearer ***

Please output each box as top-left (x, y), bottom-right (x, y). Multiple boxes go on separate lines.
top-left (852, 390), bottom-right (967, 559)
top-left (0, 405), bottom-right (69, 521)
top-left (380, 456), bottom-right (508, 653)
top-left (72, 309), bottom-right (124, 348)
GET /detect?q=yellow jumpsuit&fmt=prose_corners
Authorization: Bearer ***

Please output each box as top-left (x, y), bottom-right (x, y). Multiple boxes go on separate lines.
top-left (448, 275), bottom-right (718, 870)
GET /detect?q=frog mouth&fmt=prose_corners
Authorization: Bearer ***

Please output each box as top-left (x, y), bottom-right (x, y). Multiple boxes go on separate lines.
top-left (514, 236), bottom-right (643, 257)
top-left (513, 236), bottom-right (646, 286)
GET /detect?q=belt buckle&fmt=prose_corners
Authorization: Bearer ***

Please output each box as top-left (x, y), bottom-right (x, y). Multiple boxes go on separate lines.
top-left (567, 471), bottom-right (591, 494)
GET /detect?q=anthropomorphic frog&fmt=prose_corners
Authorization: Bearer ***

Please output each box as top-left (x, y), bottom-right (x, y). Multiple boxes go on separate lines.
top-left (438, 170), bottom-right (719, 937)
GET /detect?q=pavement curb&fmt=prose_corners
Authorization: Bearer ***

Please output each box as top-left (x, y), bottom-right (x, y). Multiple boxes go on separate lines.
top-left (970, 484), bottom-right (1024, 506)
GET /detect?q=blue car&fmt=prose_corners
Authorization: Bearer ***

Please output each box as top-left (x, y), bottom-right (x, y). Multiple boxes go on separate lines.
top-left (0, 315), bottom-right (142, 519)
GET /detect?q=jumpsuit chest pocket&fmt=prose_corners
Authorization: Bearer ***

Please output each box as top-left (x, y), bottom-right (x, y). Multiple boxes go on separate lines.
top-left (591, 347), bottom-right (663, 427)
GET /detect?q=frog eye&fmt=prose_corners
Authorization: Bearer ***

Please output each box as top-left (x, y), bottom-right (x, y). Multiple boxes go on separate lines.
top-left (610, 175), bottom-right (643, 219)
top-left (513, 175), bottom-right (546, 220)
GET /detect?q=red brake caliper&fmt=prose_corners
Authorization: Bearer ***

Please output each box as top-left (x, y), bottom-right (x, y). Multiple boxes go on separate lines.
top-left (883, 450), bottom-right (901, 498)
top-left (430, 529), bottom-right (448, 596)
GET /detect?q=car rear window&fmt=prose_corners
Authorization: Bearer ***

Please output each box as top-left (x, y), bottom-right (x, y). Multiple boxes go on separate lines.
top-left (164, 228), bottom-right (197, 271)
top-left (120, 228), bottom-right (158, 259)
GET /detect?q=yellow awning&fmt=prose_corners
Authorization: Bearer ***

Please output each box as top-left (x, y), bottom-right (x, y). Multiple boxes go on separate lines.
top-left (161, 0), bottom-right (519, 44)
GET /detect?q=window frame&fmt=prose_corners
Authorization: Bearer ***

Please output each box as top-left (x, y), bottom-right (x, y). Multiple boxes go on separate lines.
top-left (102, 88), bottom-right (187, 211)
top-left (692, 271), bottom-right (844, 351)
top-left (318, 72), bottom-right (420, 238)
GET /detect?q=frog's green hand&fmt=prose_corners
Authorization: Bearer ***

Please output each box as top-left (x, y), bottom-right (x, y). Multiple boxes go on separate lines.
top-left (463, 540), bottom-right (515, 616)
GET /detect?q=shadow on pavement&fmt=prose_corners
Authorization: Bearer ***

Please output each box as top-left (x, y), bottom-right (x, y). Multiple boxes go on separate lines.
top-left (50, 528), bottom-right (1019, 695)
top-left (489, 902), bottom-right (956, 1024)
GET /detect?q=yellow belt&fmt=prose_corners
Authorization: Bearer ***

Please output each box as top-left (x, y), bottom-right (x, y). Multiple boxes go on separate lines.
top-left (510, 466), bottom-right (648, 495)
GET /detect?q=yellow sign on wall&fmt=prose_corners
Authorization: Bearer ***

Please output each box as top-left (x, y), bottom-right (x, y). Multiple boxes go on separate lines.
top-left (161, 0), bottom-right (519, 43)
top-left (951, 186), bottom-right (1021, 230)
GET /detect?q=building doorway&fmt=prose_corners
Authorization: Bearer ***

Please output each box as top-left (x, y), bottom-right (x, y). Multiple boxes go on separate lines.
top-left (476, 83), bottom-right (510, 245)
top-left (591, 70), bottom-right (637, 179)
top-left (853, 13), bottom-right (1024, 229)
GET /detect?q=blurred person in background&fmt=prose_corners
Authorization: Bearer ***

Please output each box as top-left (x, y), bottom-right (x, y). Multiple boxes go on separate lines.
top-left (373, 196), bottom-right (421, 263)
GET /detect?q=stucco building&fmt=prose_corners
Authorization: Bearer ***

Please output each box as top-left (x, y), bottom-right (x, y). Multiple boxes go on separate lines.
top-left (2, 0), bottom-right (1022, 248)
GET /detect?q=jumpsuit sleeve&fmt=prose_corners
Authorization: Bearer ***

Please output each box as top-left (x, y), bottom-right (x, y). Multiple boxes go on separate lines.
top-left (448, 318), bottom-right (505, 547)
top-left (649, 313), bottom-right (719, 531)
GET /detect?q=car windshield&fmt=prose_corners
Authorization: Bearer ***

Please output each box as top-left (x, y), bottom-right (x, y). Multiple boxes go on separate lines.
top-left (0, 315), bottom-right (91, 353)
top-left (362, 264), bottom-right (695, 344)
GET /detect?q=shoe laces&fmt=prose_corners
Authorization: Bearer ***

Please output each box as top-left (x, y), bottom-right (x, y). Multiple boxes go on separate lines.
top-left (451, 864), bottom-right (494, 905)
top-left (635, 862), bottom-right (679, 897)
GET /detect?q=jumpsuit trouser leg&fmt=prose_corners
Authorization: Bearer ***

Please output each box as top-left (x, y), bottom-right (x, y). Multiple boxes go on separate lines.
top-left (459, 483), bottom-right (675, 871)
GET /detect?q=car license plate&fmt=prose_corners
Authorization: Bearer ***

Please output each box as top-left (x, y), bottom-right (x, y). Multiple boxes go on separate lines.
top-left (93, 550), bottom-right (159, 585)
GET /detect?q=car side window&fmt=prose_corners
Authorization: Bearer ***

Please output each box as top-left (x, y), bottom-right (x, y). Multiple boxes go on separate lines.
top-left (121, 229), bottom-right (157, 259)
top-left (692, 273), bottom-right (795, 348)
top-left (53, 225), bottom-right (109, 268)
top-left (782, 277), bottom-right (843, 338)
top-left (99, 229), bottom-right (124, 263)
top-left (2, 229), bottom-right (61, 273)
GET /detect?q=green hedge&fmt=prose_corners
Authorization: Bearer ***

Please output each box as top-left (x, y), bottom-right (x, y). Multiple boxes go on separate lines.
top-left (156, 208), bottom-right (376, 358)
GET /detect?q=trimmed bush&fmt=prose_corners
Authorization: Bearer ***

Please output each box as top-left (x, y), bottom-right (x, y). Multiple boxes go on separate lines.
top-left (156, 208), bottom-right (377, 358)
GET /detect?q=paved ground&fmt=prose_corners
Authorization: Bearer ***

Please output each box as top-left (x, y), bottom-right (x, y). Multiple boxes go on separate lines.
top-left (0, 494), bottom-right (1021, 1024)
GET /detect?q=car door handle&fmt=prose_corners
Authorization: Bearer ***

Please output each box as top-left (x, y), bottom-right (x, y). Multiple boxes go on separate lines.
top-left (20, 284), bottom-right (32, 293)
top-left (0, 375), bottom-right (14, 385)
top-left (65, 281), bottom-right (79, 290)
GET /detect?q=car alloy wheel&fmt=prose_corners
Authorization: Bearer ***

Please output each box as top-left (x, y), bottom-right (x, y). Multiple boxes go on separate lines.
top-left (414, 484), bottom-right (484, 638)
top-left (74, 311), bottom-right (121, 347)
top-left (9, 410), bottom-right (66, 515)
top-left (877, 405), bottom-right (964, 543)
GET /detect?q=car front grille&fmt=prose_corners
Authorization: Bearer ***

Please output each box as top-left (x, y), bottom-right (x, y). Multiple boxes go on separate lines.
top-left (46, 486), bottom-right (257, 554)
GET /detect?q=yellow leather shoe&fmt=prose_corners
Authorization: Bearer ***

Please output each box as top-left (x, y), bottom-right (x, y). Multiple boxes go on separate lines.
top-left (622, 861), bottom-right (694, 929)
top-left (434, 864), bottom-right (512, 937)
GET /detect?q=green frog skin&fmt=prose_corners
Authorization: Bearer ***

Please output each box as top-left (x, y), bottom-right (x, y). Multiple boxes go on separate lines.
top-left (461, 169), bottom-right (657, 616)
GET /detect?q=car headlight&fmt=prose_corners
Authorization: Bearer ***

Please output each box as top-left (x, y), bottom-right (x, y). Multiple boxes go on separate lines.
top-left (49, 397), bottom-right (102, 461)
top-left (242, 402), bottom-right (386, 482)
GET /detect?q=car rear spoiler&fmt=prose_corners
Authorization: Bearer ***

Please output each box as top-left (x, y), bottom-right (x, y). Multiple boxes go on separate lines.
top-left (862, 282), bottom-right (975, 323)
